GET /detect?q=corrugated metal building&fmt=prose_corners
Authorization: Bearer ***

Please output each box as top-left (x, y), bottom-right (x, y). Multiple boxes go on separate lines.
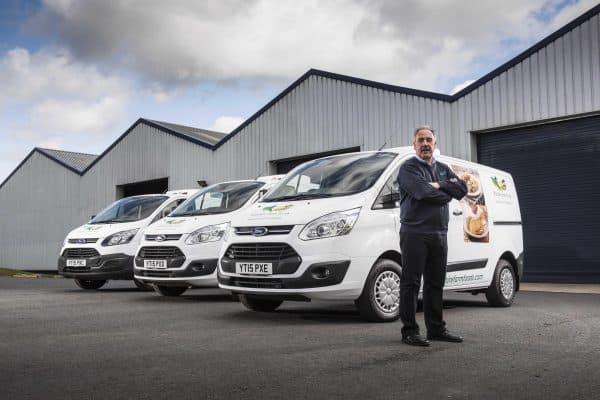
top-left (1, 5), bottom-right (599, 281)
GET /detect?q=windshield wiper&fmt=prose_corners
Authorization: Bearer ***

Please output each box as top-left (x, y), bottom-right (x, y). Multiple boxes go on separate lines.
top-left (170, 212), bottom-right (197, 217)
top-left (171, 210), bottom-right (226, 217)
top-left (263, 193), bottom-right (336, 202)
top-left (90, 218), bottom-right (131, 224)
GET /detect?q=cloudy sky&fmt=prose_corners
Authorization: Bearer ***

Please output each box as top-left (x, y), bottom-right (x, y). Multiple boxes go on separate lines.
top-left (0, 0), bottom-right (597, 182)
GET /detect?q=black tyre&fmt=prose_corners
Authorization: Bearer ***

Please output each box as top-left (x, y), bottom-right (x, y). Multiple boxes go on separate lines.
top-left (356, 258), bottom-right (402, 322)
top-left (154, 285), bottom-right (188, 297)
top-left (133, 278), bottom-right (153, 291)
top-left (75, 279), bottom-right (106, 290)
top-left (239, 294), bottom-right (283, 312)
top-left (485, 259), bottom-right (516, 307)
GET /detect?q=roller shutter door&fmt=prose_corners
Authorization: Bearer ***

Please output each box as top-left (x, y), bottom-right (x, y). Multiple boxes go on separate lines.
top-left (477, 115), bottom-right (600, 283)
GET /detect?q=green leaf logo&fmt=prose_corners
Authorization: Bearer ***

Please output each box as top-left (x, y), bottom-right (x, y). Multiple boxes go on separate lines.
top-left (165, 219), bottom-right (186, 224)
top-left (491, 176), bottom-right (507, 191)
top-left (262, 204), bottom-right (293, 212)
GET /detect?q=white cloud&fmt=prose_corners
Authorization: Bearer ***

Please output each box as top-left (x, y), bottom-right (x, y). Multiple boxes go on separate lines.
top-left (29, 96), bottom-right (127, 133)
top-left (27, 0), bottom-right (599, 92)
top-left (0, 46), bottom-right (131, 145)
top-left (0, 47), bottom-right (128, 103)
top-left (451, 80), bottom-right (476, 95)
top-left (0, 46), bottom-right (134, 184)
top-left (210, 116), bottom-right (245, 133)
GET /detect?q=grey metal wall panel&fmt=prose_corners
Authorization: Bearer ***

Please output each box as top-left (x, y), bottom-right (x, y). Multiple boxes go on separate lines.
top-left (458, 14), bottom-right (600, 142)
top-left (0, 152), bottom-right (82, 269)
top-left (592, 15), bottom-right (600, 106)
top-left (581, 20), bottom-right (593, 110)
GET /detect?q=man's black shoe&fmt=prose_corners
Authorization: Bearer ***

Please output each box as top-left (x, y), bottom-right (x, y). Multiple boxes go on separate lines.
top-left (427, 330), bottom-right (463, 343)
top-left (401, 334), bottom-right (430, 347)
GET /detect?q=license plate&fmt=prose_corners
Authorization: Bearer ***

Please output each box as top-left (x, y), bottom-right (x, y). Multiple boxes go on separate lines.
top-left (236, 262), bottom-right (272, 275)
top-left (66, 259), bottom-right (86, 267)
top-left (144, 259), bottom-right (167, 269)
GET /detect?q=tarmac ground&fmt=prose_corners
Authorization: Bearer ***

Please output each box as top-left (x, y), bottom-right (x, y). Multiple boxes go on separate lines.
top-left (1, 276), bottom-right (599, 400)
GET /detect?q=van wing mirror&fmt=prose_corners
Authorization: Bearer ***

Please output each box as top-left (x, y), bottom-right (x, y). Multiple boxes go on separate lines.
top-left (374, 192), bottom-right (400, 209)
top-left (382, 192), bottom-right (400, 203)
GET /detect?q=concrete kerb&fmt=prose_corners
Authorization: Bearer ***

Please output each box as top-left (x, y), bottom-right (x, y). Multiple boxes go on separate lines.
top-left (520, 283), bottom-right (600, 295)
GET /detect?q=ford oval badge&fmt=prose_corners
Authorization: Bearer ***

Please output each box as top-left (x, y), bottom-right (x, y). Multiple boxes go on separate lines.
top-left (252, 227), bottom-right (268, 236)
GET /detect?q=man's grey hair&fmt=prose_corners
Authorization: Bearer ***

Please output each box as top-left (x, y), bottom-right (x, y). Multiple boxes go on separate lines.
top-left (413, 125), bottom-right (436, 137)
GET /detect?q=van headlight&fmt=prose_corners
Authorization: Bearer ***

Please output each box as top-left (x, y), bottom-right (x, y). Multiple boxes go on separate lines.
top-left (185, 223), bottom-right (229, 244)
top-left (299, 208), bottom-right (361, 240)
top-left (101, 229), bottom-right (139, 246)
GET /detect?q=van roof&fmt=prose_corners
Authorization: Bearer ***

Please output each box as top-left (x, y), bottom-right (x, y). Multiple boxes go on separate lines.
top-left (165, 189), bottom-right (200, 197)
top-left (256, 174), bottom-right (285, 184)
top-left (120, 190), bottom-right (198, 199)
top-left (309, 146), bottom-right (415, 162)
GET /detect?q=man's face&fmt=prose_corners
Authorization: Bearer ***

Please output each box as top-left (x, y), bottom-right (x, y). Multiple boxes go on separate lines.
top-left (414, 129), bottom-right (436, 161)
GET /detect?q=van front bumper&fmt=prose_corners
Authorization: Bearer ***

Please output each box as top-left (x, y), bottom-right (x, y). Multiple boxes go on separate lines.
top-left (135, 258), bottom-right (219, 287)
top-left (58, 253), bottom-right (134, 280)
top-left (217, 260), bottom-right (350, 290)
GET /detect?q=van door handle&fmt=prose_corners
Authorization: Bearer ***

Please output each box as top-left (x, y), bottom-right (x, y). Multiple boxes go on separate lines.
top-left (452, 209), bottom-right (463, 216)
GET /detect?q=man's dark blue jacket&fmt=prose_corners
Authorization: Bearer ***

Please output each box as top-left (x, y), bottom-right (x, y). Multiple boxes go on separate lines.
top-left (397, 157), bottom-right (468, 234)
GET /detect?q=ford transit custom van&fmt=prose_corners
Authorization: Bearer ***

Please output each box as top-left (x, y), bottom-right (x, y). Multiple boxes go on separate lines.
top-left (58, 190), bottom-right (197, 290)
top-left (134, 176), bottom-right (283, 296)
top-left (218, 148), bottom-right (523, 321)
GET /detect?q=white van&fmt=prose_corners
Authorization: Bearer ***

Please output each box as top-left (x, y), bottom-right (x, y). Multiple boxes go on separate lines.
top-left (218, 148), bottom-right (524, 322)
top-left (58, 190), bottom-right (197, 290)
top-left (133, 176), bottom-right (283, 296)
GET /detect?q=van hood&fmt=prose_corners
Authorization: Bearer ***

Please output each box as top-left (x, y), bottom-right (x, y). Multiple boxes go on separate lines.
top-left (144, 214), bottom-right (230, 235)
top-left (232, 196), bottom-right (367, 226)
top-left (68, 221), bottom-right (142, 239)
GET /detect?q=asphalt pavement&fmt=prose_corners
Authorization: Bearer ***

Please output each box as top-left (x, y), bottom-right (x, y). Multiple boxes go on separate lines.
top-left (1, 276), bottom-right (599, 400)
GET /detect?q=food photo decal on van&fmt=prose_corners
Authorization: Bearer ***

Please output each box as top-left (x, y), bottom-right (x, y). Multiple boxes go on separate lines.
top-left (452, 164), bottom-right (490, 243)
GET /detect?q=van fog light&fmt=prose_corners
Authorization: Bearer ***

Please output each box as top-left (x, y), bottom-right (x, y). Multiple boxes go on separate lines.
top-left (311, 267), bottom-right (331, 280)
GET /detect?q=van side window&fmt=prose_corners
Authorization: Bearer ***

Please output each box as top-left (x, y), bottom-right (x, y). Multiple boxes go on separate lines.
top-left (372, 166), bottom-right (401, 209)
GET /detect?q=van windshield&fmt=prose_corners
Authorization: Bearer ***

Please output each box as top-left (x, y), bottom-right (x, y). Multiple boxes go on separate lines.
top-left (90, 196), bottom-right (168, 224)
top-left (170, 181), bottom-right (265, 217)
top-left (263, 152), bottom-right (397, 202)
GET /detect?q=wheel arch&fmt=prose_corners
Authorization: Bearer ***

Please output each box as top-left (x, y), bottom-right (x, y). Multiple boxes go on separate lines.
top-left (376, 250), bottom-right (402, 268)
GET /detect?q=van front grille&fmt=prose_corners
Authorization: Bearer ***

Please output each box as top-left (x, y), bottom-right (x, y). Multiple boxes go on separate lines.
top-left (144, 234), bottom-right (183, 241)
top-left (68, 238), bottom-right (99, 244)
top-left (229, 277), bottom-right (284, 289)
top-left (138, 246), bottom-right (184, 259)
top-left (224, 243), bottom-right (298, 261)
top-left (234, 226), bottom-right (294, 236)
top-left (63, 248), bottom-right (100, 258)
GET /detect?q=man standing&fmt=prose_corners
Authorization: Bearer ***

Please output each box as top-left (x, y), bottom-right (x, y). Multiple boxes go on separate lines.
top-left (397, 126), bottom-right (468, 346)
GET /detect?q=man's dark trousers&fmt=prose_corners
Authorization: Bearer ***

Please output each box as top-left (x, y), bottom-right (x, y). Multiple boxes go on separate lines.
top-left (399, 231), bottom-right (447, 337)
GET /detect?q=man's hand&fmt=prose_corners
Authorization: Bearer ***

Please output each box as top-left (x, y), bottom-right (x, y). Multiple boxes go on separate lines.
top-left (430, 179), bottom-right (456, 189)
